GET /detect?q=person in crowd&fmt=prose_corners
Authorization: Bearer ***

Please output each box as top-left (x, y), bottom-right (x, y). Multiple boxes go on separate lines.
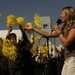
top-left (0, 37), bottom-right (10, 75)
top-left (6, 26), bottom-right (34, 75)
top-left (54, 49), bottom-right (65, 75)
top-left (25, 6), bottom-right (75, 75)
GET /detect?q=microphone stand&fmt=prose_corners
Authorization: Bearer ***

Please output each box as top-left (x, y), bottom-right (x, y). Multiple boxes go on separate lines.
top-left (41, 36), bottom-right (50, 75)
top-left (42, 36), bottom-right (50, 59)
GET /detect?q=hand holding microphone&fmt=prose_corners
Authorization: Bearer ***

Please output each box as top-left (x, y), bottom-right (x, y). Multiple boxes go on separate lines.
top-left (56, 19), bottom-right (62, 25)
top-left (52, 19), bottom-right (62, 34)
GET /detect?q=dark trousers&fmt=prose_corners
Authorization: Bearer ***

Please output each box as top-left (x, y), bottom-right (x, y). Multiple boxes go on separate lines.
top-left (9, 67), bottom-right (25, 75)
top-left (0, 66), bottom-right (10, 75)
top-left (56, 59), bottom-right (64, 75)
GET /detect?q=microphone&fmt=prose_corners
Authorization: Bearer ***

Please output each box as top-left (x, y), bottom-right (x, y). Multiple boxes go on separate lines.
top-left (52, 19), bottom-right (62, 31)
top-left (56, 19), bottom-right (62, 25)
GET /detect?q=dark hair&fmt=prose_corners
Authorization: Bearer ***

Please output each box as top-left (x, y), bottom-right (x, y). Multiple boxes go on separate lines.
top-left (6, 33), bottom-right (17, 40)
top-left (0, 37), bottom-right (3, 41)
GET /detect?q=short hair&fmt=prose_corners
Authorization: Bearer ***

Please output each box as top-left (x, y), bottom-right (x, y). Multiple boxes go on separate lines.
top-left (0, 37), bottom-right (3, 41)
top-left (6, 33), bottom-right (17, 40)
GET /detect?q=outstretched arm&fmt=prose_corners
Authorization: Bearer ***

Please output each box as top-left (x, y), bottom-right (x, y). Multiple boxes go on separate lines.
top-left (25, 24), bottom-right (59, 37)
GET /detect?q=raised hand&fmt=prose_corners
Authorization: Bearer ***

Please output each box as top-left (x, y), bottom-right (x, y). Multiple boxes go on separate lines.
top-left (25, 24), bottom-right (33, 30)
top-left (52, 25), bottom-right (61, 33)
top-left (7, 26), bottom-right (12, 36)
top-left (8, 26), bottom-right (12, 33)
top-left (19, 25), bottom-right (25, 32)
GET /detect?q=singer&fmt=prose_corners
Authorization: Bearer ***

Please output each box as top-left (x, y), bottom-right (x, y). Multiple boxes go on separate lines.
top-left (25, 6), bottom-right (75, 75)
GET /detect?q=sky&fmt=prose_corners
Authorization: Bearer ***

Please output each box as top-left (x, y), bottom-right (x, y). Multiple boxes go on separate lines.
top-left (0, 0), bottom-right (75, 46)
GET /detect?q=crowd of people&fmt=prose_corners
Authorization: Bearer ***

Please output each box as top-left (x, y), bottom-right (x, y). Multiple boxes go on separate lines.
top-left (0, 6), bottom-right (75, 75)
top-left (0, 25), bottom-right (35, 75)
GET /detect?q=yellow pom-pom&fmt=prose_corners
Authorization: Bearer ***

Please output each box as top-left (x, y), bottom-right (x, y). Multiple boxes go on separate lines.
top-left (6, 15), bottom-right (17, 26)
top-left (34, 36), bottom-right (41, 42)
top-left (2, 39), bottom-right (17, 61)
top-left (39, 45), bottom-right (48, 57)
top-left (26, 22), bottom-right (33, 34)
top-left (34, 14), bottom-right (42, 28)
top-left (16, 17), bottom-right (25, 26)
top-left (30, 45), bottom-right (37, 55)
